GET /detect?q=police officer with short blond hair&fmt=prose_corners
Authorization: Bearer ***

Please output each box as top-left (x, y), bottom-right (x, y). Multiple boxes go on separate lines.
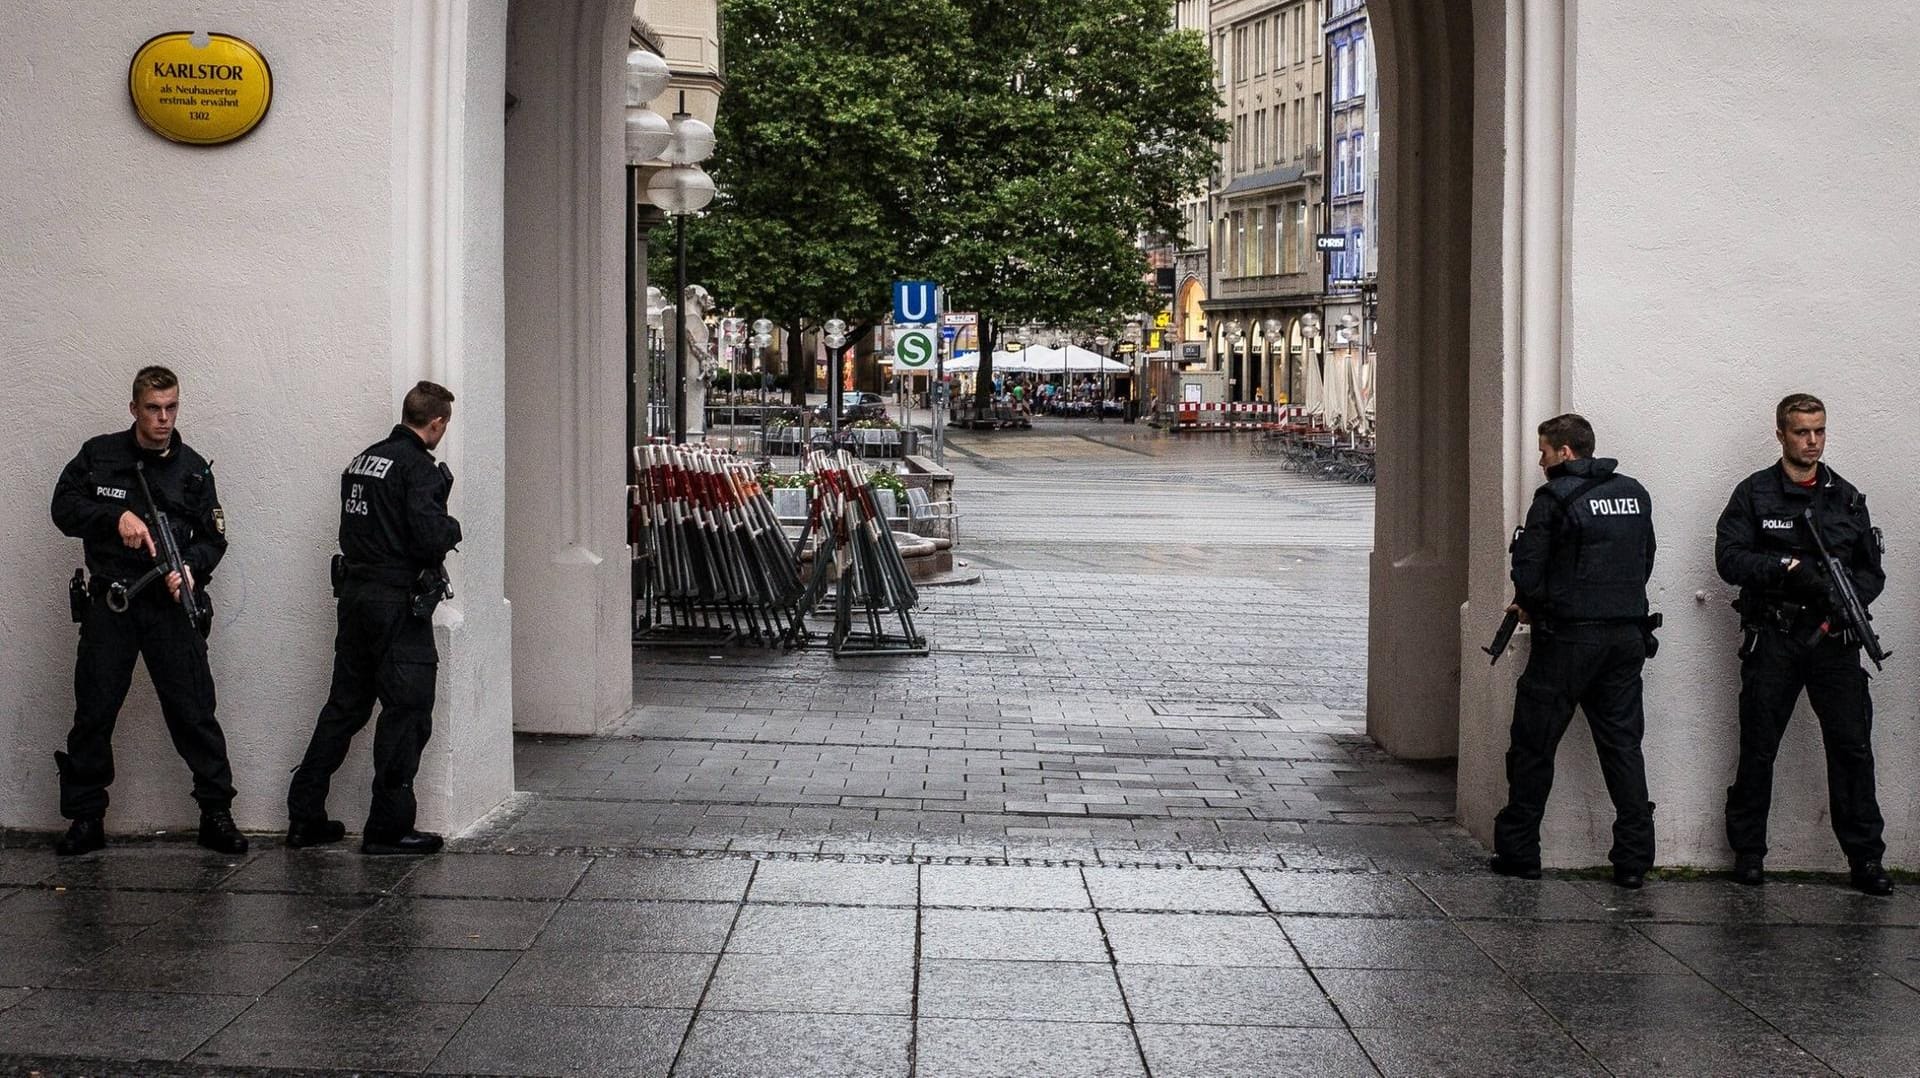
top-left (1716, 393), bottom-right (1890, 895)
top-left (50, 366), bottom-right (248, 856)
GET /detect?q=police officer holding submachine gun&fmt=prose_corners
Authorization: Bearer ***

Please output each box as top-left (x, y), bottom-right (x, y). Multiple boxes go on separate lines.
top-left (49, 366), bottom-right (248, 856)
top-left (285, 381), bottom-right (461, 855)
top-left (1716, 393), bottom-right (1892, 895)
top-left (1490, 414), bottom-right (1659, 888)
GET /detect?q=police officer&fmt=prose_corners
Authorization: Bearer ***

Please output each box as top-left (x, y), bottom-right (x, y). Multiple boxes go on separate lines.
top-left (1715, 393), bottom-right (1891, 895)
top-left (285, 381), bottom-right (462, 855)
top-left (49, 366), bottom-right (248, 856)
top-left (1490, 414), bottom-right (1658, 888)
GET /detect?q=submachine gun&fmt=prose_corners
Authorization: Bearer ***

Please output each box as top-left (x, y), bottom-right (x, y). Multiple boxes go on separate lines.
top-left (104, 461), bottom-right (209, 632)
top-left (1802, 507), bottom-right (1889, 670)
top-left (1484, 606), bottom-right (1522, 665)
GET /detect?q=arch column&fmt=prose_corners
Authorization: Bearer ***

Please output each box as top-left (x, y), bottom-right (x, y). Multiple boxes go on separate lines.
top-left (503, 0), bottom-right (635, 735)
top-left (1363, 0), bottom-right (1478, 758)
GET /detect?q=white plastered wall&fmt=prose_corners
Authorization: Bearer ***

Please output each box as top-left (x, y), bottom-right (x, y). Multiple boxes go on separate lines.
top-left (0, 1), bottom-right (515, 835)
top-left (1455, 0), bottom-right (1920, 869)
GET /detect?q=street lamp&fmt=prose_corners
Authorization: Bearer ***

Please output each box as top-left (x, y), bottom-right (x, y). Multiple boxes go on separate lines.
top-left (823, 318), bottom-right (848, 442)
top-left (1261, 317), bottom-right (1284, 406)
top-left (624, 48), bottom-right (673, 454)
top-left (1225, 320), bottom-right (1246, 402)
top-left (647, 90), bottom-right (716, 444)
top-left (1296, 312), bottom-right (1321, 418)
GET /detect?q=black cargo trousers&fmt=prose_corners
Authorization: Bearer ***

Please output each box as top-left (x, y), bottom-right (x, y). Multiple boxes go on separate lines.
top-left (1725, 628), bottom-right (1884, 865)
top-left (286, 578), bottom-right (437, 839)
top-left (1493, 622), bottom-right (1656, 871)
top-left (58, 582), bottom-right (237, 819)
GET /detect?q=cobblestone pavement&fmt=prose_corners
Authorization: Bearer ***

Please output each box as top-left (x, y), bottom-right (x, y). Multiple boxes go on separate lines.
top-left (6, 422), bottom-right (1918, 1076)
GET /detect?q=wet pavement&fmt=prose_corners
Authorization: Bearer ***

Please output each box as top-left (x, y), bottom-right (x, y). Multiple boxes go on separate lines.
top-left (3, 423), bottom-right (1915, 1076)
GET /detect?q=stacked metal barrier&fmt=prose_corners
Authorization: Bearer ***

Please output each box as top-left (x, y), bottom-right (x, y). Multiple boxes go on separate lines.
top-left (795, 450), bottom-right (929, 657)
top-left (632, 445), bottom-right (809, 647)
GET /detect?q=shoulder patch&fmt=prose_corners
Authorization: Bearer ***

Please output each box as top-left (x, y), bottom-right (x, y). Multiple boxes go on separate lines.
top-left (212, 508), bottom-right (226, 536)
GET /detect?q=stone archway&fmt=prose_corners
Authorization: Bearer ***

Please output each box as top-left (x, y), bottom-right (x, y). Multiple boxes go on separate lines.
top-left (502, 0), bottom-right (636, 737)
top-left (1360, 0), bottom-right (1481, 760)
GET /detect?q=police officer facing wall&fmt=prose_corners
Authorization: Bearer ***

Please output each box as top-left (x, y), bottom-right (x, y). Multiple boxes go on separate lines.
top-left (49, 366), bottom-right (248, 857)
top-left (1491, 414), bottom-right (1658, 888)
top-left (1715, 394), bottom-right (1892, 895)
top-left (285, 381), bottom-right (462, 855)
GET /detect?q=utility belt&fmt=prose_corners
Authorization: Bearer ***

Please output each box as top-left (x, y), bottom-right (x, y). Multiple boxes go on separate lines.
top-left (69, 567), bottom-right (214, 636)
top-left (1736, 595), bottom-right (1854, 647)
top-left (331, 555), bottom-right (452, 619)
top-left (1535, 613), bottom-right (1664, 657)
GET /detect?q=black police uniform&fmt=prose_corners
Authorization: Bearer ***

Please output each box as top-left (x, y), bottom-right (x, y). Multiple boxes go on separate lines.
top-left (1493, 456), bottom-right (1658, 873)
top-left (50, 428), bottom-right (236, 820)
top-left (287, 425), bottom-right (461, 842)
top-left (1715, 462), bottom-right (1885, 867)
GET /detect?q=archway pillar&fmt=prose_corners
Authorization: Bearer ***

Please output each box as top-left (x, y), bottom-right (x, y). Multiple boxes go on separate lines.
top-left (503, 0), bottom-right (636, 735)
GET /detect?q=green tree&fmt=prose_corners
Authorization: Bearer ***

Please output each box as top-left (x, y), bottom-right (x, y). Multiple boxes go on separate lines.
top-left (685, 0), bottom-right (963, 404)
top-left (926, 0), bottom-right (1224, 407)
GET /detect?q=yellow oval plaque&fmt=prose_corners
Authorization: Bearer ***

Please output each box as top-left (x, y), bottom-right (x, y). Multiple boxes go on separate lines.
top-left (128, 31), bottom-right (272, 145)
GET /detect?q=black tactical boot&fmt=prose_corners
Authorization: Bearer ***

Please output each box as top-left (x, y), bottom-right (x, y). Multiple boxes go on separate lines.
top-left (1612, 866), bottom-right (1646, 890)
top-left (1731, 856), bottom-right (1765, 886)
top-left (55, 817), bottom-right (106, 857)
top-left (197, 809), bottom-right (250, 855)
top-left (286, 818), bottom-right (347, 849)
top-left (362, 830), bottom-right (444, 856)
top-left (1488, 855), bottom-right (1542, 881)
top-left (1851, 861), bottom-right (1894, 897)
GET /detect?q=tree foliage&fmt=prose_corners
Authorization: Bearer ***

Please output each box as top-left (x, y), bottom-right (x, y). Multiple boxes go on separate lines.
top-left (685, 0), bottom-right (1223, 406)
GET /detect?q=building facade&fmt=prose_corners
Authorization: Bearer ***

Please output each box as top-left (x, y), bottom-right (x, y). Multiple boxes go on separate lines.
top-left (1321, 0), bottom-right (1376, 430)
top-left (1199, 0), bottom-right (1328, 405)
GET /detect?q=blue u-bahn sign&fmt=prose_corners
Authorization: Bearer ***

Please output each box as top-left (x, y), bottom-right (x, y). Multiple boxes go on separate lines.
top-left (892, 280), bottom-right (939, 325)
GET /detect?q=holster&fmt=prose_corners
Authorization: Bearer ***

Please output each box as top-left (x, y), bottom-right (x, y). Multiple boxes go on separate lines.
top-left (409, 567), bottom-right (452, 620)
top-left (68, 569), bottom-right (88, 623)
top-left (330, 554), bottom-right (346, 599)
top-left (1640, 612), bottom-right (1663, 659)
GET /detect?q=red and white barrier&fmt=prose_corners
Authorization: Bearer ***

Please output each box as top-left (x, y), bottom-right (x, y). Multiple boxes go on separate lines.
top-left (1172, 401), bottom-right (1284, 431)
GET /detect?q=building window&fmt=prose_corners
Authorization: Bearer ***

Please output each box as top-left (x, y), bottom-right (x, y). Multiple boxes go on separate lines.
top-left (1253, 18), bottom-right (1266, 72)
top-left (1352, 228), bottom-right (1365, 279)
top-left (1232, 210), bottom-right (1246, 276)
top-left (1295, 97), bottom-right (1305, 156)
top-left (1352, 132), bottom-right (1364, 191)
top-left (1312, 93), bottom-right (1322, 153)
top-left (1253, 110), bottom-right (1267, 168)
top-left (1250, 208), bottom-right (1265, 275)
top-left (1216, 217), bottom-right (1230, 274)
top-left (1352, 32), bottom-right (1367, 98)
top-left (1277, 102), bottom-right (1288, 160)
top-left (1234, 26), bottom-right (1248, 82)
top-left (1334, 41), bottom-right (1348, 101)
top-left (1333, 136), bottom-right (1347, 195)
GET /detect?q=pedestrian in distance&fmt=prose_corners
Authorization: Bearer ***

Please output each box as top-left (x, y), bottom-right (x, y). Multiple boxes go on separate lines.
top-left (1490, 413), bottom-right (1659, 888)
top-left (49, 366), bottom-right (248, 856)
top-left (1715, 393), bottom-right (1892, 895)
top-left (285, 381), bottom-right (463, 855)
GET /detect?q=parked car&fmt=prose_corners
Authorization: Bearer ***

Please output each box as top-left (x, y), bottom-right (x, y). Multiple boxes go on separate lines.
top-left (813, 392), bottom-right (889, 423)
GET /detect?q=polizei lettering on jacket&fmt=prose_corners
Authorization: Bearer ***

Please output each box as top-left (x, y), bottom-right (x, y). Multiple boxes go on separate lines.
top-left (1761, 518), bottom-right (1796, 530)
top-left (152, 61), bottom-right (246, 80)
top-left (1588, 497), bottom-right (1644, 516)
top-left (346, 454), bottom-right (394, 480)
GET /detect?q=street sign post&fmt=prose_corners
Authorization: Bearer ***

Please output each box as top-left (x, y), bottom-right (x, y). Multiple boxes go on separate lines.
top-left (893, 280), bottom-right (939, 324)
top-left (895, 327), bottom-right (937, 370)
